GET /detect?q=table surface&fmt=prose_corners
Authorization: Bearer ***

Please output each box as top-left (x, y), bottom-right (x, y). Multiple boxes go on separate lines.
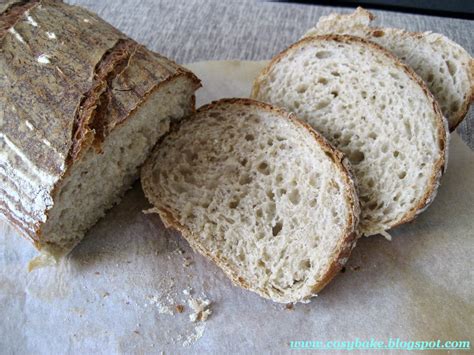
top-left (67, 0), bottom-right (474, 148)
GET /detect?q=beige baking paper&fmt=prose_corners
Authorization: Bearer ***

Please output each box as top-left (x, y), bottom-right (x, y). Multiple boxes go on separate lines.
top-left (1, 60), bottom-right (473, 354)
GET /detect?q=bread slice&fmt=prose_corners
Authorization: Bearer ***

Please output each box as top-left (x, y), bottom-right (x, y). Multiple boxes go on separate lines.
top-left (303, 7), bottom-right (474, 131)
top-left (252, 35), bottom-right (448, 236)
top-left (0, 0), bottom-right (201, 263)
top-left (141, 98), bottom-right (360, 303)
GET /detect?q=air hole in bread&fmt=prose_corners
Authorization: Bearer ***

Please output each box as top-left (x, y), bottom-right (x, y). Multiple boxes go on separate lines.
top-left (288, 189), bottom-right (301, 205)
top-left (368, 132), bottom-right (377, 140)
top-left (276, 174), bottom-right (283, 184)
top-left (229, 199), bottom-right (240, 209)
top-left (389, 72), bottom-right (399, 80)
top-left (266, 189), bottom-right (275, 200)
top-left (296, 84), bottom-right (308, 93)
top-left (368, 201), bottom-right (378, 210)
top-left (367, 178), bottom-right (375, 188)
top-left (393, 151), bottom-right (400, 158)
top-left (240, 158), bottom-right (248, 166)
top-left (315, 50), bottom-right (333, 59)
top-left (361, 91), bottom-right (367, 99)
top-left (398, 171), bottom-right (407, 179)
top-left (316, 100), bottom-right (330, 110)
top-left (318, 77), bottom-right (328, 85)
top-left (256, 208), bottom-right (263, 218)
top-left (446, 60), bottom-right (456, 76)
top-left (331, 90), bottom-right (339, 98)
top-left (381, 144), bottom-right (388, 153)
top-left (239, 174), bottom-right (252, 185)
top-left (331, 71), bottom-right (340, 77)
top-left (245, 133), bottom-right (255, 141)
top-left (272, 221), bottom-right (283, 236)
top-left (350, 150), bottom-right (364, 164)
top-left (300, 259), bottom-right (311, 270)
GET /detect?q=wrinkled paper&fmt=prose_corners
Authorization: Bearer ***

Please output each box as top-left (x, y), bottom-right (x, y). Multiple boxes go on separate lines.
top-left (1, 61), bottom-right (473, 354)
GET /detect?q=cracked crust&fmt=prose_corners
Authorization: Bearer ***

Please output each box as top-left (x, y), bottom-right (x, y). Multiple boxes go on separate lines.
top-left (141, 98), bottom-right (360, 303)
top-left (252, 35), bottom-right (448, 235)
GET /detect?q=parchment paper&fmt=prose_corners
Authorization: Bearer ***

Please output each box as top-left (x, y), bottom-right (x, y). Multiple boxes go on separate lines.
top-left (1, 60), bottom-right (473, 354)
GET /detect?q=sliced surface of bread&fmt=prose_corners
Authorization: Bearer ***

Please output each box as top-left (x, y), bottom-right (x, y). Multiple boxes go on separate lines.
top-left (141, 98), bottom-right (360, 303)
top-left (303, 7), bottom-right (474, 131)
top-left (252, 35), bottom-right (448, 236)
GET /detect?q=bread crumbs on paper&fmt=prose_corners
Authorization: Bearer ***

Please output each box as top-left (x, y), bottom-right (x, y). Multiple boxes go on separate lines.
top-left (188, 297), bottom-right (212, 322)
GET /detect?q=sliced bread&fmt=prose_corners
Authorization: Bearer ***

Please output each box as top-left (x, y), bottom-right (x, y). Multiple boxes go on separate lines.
top-left (141, 98), bottom-right (360, 303)
top-left (252, 35), bottom-right (448, 236)
top-left (303, 7), bottom-right (474, 131)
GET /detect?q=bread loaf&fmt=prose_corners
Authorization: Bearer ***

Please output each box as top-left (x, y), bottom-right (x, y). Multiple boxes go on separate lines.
top-left (303, 7), bottom-right (474, 131)
top-left (141, 98), bottom-right (360, 303)
top-left (252, 35), bottom-right (448, 236)
top-left (0, 0), bottom-right (201, 261)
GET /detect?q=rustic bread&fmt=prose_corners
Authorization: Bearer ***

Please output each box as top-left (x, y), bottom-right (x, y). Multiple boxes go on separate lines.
top-left (252, 35), bottom-right (448, 236)
top-left (0, 0), bottom-right (200, 261)
top-left (141, 98), bottom-right (360, 303)
top-left (303, 7), bottom-right (474, 131)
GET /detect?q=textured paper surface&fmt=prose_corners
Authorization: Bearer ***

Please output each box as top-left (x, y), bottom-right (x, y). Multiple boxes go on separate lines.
top-left (1, 60), bottom-right (473, 354)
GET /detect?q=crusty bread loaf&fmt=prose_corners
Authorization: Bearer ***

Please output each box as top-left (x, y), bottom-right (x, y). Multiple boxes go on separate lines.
top-left (0, 0), bottom-right (200, 261)
top-left (252, 35), bottom-right (448, 236)
top-left (303, 7), bottom-right (474, 131)
top-left (141, 98), bottom-right (360, 303)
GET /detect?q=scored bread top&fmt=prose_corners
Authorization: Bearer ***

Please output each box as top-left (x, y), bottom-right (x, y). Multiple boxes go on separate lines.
top-left (303, 7), bottom-right (474, 131)
top-left (141, 98), bottom-right (360, 303)
top-left (252, 35), bottom-right (448, 236)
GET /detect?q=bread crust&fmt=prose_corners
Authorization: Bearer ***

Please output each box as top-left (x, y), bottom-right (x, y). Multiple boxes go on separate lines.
top-left (141, 98), bottom-right (361, 303)
top-left (252, 34), bottom-right (448, 236)
top-left (0, 0), bottom-right (201, 253)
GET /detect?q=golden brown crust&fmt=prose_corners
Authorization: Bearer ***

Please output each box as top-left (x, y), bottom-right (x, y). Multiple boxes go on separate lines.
top-left (141, 98), bottom-right (361, 303)
top-left (252, 34), bottom-right (448, 236)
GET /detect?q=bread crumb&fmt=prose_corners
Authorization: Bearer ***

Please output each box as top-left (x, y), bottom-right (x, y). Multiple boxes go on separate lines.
top-left (188, 297), bottom-right (212, 322)
top-left (175, 304), bottom-right (184, 313)
top-left (149, 295), bottom-right (174, 315)
top-left (351, 265), bottom-right (361, 271)
top-left (285, 303), bottom-right (294, 311)
top-left (182, 323), bottom-right (206, 347)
